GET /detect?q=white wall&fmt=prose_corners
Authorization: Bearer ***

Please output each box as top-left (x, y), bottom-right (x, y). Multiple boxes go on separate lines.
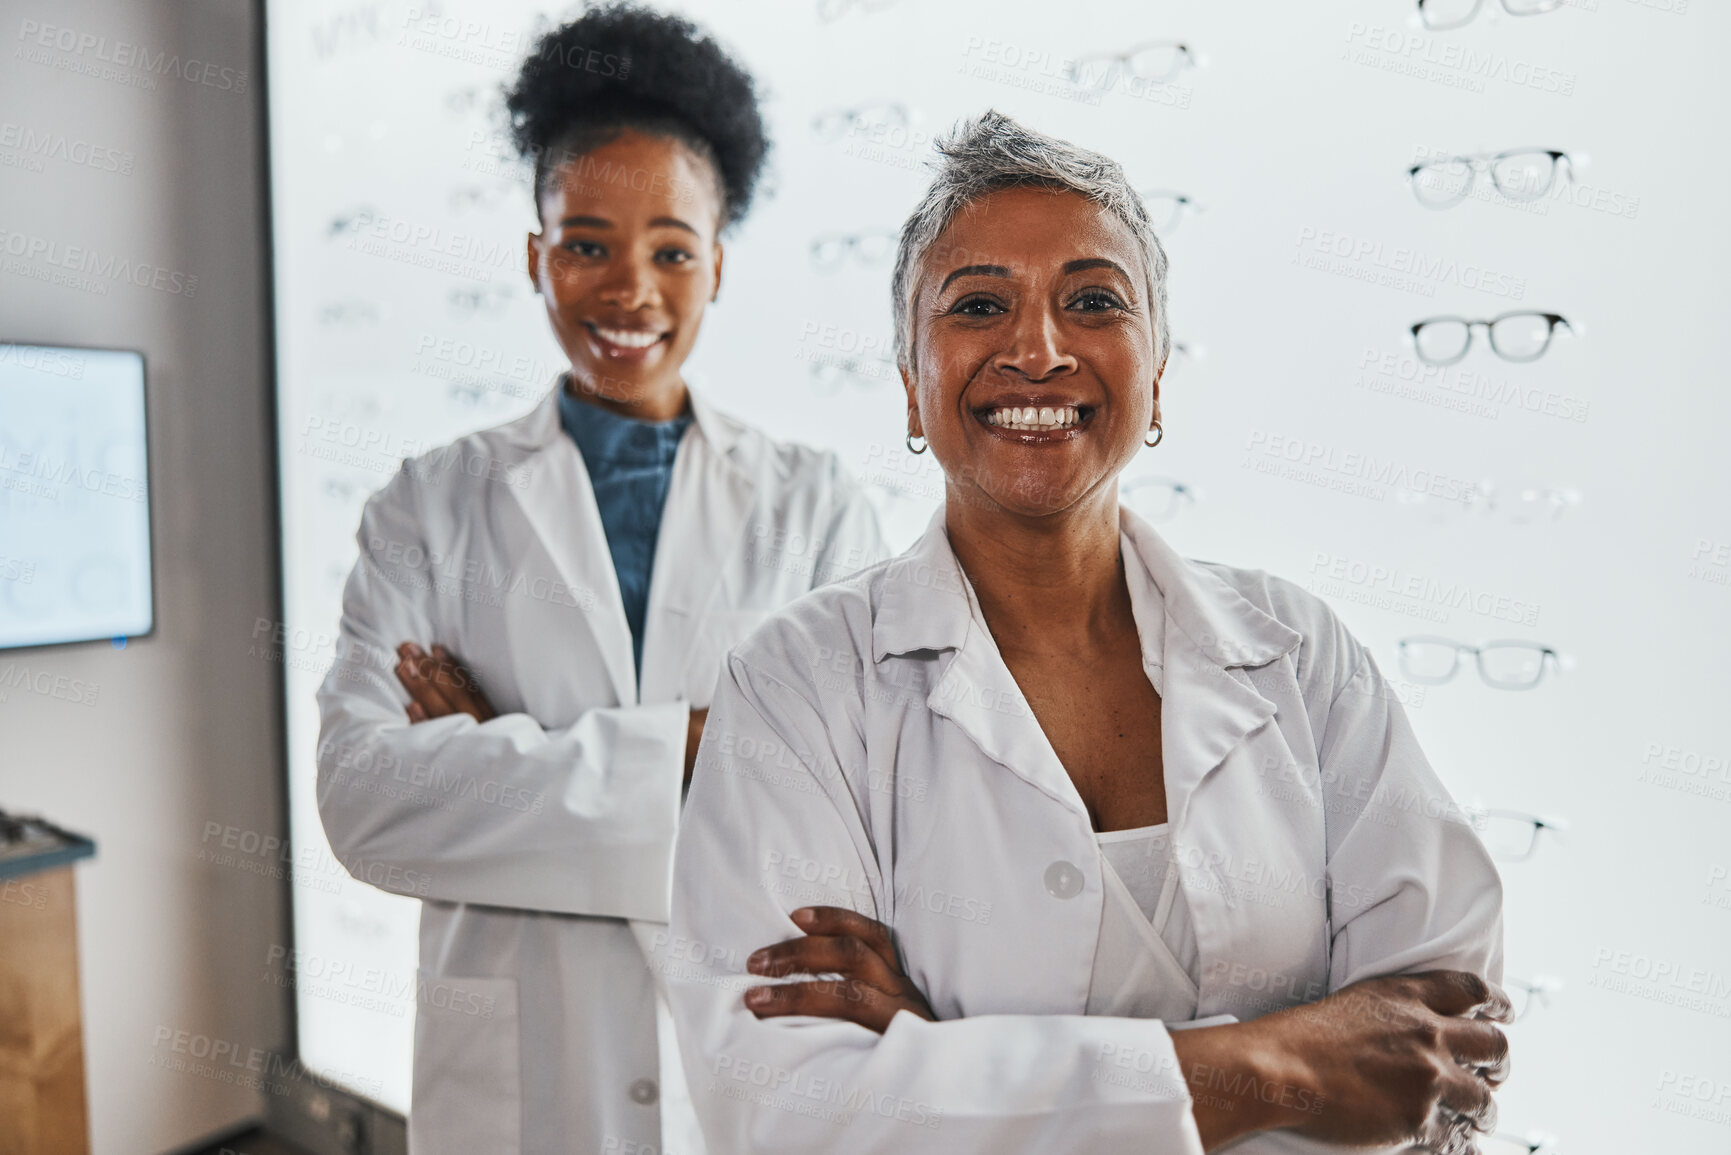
top-left (0, 0), bottom-right (286, 1151)
top-left (264, 0), bottom-right (1729, 1149)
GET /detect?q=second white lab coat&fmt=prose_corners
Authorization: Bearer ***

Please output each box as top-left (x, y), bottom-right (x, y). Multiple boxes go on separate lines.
top-left (667, 507), bottom-right (1503, 1154)
top-left (315, 382), bottom-right (885, 1154)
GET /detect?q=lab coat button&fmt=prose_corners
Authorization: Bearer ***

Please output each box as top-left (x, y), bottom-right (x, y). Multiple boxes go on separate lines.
top-left (1044, 860), bottom-right (1084, 899)
top-left (629, 1077), bottom-right (658, 1105)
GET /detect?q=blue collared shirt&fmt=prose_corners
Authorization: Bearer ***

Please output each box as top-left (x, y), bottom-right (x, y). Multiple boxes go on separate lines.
top-left (558, 385), bottom-right (693, 683)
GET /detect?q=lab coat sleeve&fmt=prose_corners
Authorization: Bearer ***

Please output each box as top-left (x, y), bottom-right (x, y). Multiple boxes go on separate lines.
top-left (314, 474), bottom-right (687, 922)
top-left (1311, 620), bottom-right (1505, 991)
top-left (668, 654), bottom-right (1207, 1155)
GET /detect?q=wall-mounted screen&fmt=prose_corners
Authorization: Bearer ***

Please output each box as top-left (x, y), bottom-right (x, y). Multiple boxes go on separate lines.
top-left (0, 343), bottom-right (152, 650)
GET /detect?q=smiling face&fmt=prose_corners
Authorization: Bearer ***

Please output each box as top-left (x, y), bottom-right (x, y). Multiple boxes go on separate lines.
top-left (526, 129), bottom-right (724, 416)
top-left (905, 185), bottom-right (1162, 520)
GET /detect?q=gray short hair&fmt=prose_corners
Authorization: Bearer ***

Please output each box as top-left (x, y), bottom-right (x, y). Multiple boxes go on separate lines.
top-left (891, 110), bottom-right (1170, 380)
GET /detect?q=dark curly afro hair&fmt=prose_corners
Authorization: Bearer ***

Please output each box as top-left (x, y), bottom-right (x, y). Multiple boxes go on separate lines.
top-left (505, 4), bottom-right (767, 229)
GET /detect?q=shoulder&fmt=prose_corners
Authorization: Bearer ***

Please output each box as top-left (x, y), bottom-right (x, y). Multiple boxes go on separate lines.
top-left (720, 410), bottom-right (860, 496)
top-left (1190, 559), bottom-right (1367, 693)
top-left (360, 408), bottom-right (541, 530)
top-left (1193, 561), bottom-right (1342, 636)
top-left (726, 557), bottom-right (894, 701)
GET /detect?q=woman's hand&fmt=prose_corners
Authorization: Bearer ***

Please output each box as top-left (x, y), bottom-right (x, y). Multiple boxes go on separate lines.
top-left (1191, 969), bottom-right (1512, 1154)
top-left (742, 906), bottom-right (935, 1034)
top-left (395, 642), bottom-right (497, 724)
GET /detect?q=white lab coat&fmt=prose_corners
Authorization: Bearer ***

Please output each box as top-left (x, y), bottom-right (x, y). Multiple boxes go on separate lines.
top-left (666, 506), bottom-right (1504, 1154)
top-left (315, 382), bottom-right (886, 1154)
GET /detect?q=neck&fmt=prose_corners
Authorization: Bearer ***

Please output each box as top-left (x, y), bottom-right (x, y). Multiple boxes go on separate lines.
top-left (564, 371), bottom-right (689, 422)
top-left (944, 485), bottom-right (1128, 654)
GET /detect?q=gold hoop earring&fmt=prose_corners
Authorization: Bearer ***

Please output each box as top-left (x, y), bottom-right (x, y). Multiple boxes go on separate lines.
top-left (906, 432), bottom-right (928, 455)
top-left (1144, 422), bottom-right (1164, 449)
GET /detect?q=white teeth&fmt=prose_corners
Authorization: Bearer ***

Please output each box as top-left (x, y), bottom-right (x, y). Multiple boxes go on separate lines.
top-left (594, 327), bottom-right (661, 348)
top-left (984, 405), bottom-right (1081, 431)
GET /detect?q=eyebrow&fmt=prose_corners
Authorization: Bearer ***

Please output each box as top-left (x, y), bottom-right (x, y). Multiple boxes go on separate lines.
top-left (1062, 258), bottom-right (1132, 279)
top-left (937, 258), bottom-right (1134, 293)
top-left (938, 264), bottom-right (1010, 292)
top-left (557, 214), bottom-right (700, 237)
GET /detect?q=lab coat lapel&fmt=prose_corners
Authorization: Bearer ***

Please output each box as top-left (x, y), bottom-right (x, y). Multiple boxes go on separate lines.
top-left (878, 513), bottom-right (1089, 817)
top-left (504, 384), bottom-right (636, 706)
top-left (638, 390), bottom-right (758, 705)
top-left (928, 621), bottom-right (1091, 816)
top-left (876, 509), bottom-right (1301, 821)
top-left (1119, 510), bottom-right (1302, 834)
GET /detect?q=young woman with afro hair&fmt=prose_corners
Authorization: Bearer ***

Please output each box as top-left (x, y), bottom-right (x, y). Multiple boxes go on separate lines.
top-left (314, 7), bottom-right (885, 1152)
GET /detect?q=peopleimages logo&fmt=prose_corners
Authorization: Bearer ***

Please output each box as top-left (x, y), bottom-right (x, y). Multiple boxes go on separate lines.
top-left (0, 228), bottom-right (197, 297)
top-left (16, 19), bottom-right (248, 92)
top-left (1293, 227), bottom-right (1526, 300)
top-left (1242, 429), bottom-right (1481, 505)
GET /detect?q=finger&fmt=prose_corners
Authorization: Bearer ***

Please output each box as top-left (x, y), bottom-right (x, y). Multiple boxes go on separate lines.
top-left (743, 978), bottom-right (893, 1033)
top-left (394, 657), bottom-right (436, 706)
top-left (1415, 1102), bottom-right (1482, 1155)
top-left (1434, 1060), bottom-right (1498, 1137)
top-left (431, 644), bottom-right (479, 679)
top-left (434, 662), bottom-right (481, 709)
top-left (407, 701), bottom-right (428, 723)
top-left (748, 934), bottom-right (901, 992)
top-left (1471, 983), bottom-right (1516, 1025)
top-left (1409, 970), bottom-right (1508, 1021)
top-left (428, 652), bottom-right (493, 717)
top-left (1419, 1113), bottom-right (1479, 1155)
top-left (403, 654), bottom-right (459, 715)
top-left (1442, 1019), bottom-right (1510, 1084)
top-left (398, 664), bottom-right (455, 720)
top-left (790, 906), bottom-right (898, 969)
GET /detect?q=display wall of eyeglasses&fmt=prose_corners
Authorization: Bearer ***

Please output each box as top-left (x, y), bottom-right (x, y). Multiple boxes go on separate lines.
top-left (266, 0), bottom-right (1731, 1145)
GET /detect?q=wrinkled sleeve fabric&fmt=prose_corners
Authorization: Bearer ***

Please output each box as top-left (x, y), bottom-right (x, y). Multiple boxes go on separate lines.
top-left (1304, 604), bottom-right (1505, 990)
top-left (314, 466), bottom-right (687, 921)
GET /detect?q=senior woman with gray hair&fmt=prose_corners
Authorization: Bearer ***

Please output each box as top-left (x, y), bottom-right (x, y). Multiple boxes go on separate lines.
top-left (663, 111), bottom-right (1510, 1155)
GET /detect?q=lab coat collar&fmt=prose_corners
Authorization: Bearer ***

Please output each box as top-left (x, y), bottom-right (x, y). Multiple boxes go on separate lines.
top-left (501, 379), bottom-right (757, 707)
top-left (496, 377), bottom-right (745, 459)
top-left (1118, 509), bottom-right (1302, 671)
top-left (873, 503), bottom-right (1302, 826)
top-left (872, 505), bottom-right (1301, 671)
top-left (683, 386), bottom-right (746, 456)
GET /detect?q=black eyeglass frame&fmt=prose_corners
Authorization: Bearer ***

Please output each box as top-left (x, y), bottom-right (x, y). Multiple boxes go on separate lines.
top-left (1409, 312), bottom-right (1572, 366)
top-left (1407, 148), bottom-right (1573, 208)
top-left (1418, 0), bottom-right (1566, 32)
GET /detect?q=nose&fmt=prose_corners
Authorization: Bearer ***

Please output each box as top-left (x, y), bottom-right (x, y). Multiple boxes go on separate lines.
top-left (596, 254), bottom-right (659, 312)
top-left (992, 301), bottom-right (1077, 382)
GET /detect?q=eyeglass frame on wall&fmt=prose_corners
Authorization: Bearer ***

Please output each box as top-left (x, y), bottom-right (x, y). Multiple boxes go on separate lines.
top-left (1064, 41), bottom-right (1194, 90)
top-left (1407, 148), bottom-right (1573, 208)
top-left (1396, 636), bottom-right (1566, 689)
top-left (1408, 312), bottom-right (1573, 366)
top-left (1417, 0), bottom-right (1566, 32)
top-left (1466, 807), bottom-right (1569, 862)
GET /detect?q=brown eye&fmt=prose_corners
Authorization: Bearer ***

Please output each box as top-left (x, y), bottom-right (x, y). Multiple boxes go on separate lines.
top-left (1070, 289), bottom-right (1123, 312)
top-left (949, 295), bottom-right (1005, 317)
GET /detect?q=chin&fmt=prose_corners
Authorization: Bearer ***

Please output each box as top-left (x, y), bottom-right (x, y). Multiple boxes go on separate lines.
top-left (959, 479), bottom-right (1081, 519)
top-left (568, 370), bottom-right (646, 406)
